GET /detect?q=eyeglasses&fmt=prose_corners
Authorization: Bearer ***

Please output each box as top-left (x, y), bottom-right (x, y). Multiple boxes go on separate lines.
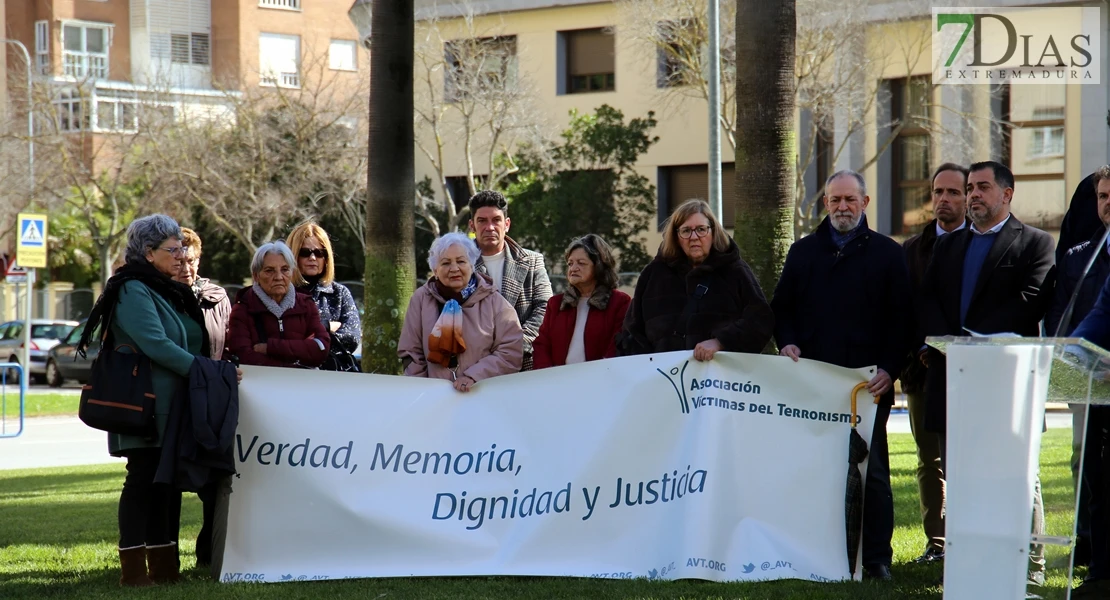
top-left (157, 246), bottom-right (185, 257)
top-left (678, 226), bottom-right (712, 239)
top-left (299, 248), bottom-right (328, 259)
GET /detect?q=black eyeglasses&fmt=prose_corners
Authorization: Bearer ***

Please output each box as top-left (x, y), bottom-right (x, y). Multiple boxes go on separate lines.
top-left (299, 248), bottom-right (328, 259)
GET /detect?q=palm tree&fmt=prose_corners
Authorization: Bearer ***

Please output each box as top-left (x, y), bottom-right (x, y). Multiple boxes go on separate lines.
top-left (733, 1), bottom-right (796, 303)
top-left (363, 0), bottom-right (416, 373)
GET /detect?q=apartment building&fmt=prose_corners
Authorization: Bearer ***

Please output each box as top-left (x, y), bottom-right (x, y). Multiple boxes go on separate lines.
top-left (1, 0), bottom-right (364, 140)
top-left (412, 0), bottom-right (1110, 240)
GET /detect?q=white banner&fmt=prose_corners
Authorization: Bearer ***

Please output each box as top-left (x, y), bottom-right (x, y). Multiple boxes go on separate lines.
top-left (222, 352), bottom-right (877, 584)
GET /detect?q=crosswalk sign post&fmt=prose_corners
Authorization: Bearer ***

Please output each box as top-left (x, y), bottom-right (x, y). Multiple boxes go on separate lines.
top-left (16, 214), bottom-right (47, 269)
top-left (15, 213), bottom-right (46, 388)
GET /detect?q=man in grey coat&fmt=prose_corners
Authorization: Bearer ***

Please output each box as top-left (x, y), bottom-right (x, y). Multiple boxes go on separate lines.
top-left (467, 190), bottom-right (552, 371)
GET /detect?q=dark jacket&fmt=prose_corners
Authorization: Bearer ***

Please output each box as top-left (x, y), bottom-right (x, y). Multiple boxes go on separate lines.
top-left (109, 280), bottom-right (203, 455)
top-left (1057, 173), bottom-right (1099, 267)
top-left (1046, 227), bottom-right (1110, 337)
top-left (156, 356), bottom-right (238, 492)
top-left (901, 218), bottom-right (970, 393)
top-left (771, 216), bottom-right (914, 406)
top-left (533, 287), bottom-right (631, 369)
top-left (298, 280), bottom-right (362, 353)
top-left (919, 214), bottom-right (1056, 432)
top-left (618, 238), bottom-right (773, 355)
top-left (227, 288), bottom-right (330, 368)
top-left (196, 280), bottom-right (231, 360)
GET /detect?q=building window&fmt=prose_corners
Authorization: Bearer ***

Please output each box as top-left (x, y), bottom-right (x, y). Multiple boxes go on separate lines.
top-left (1025, 107), bottom-right (1065, 159)
top-left (559, 28), bottom-right (615, 94)
top-left (660, 163), bottom-right (736, 227)
top-left (259, 33), bottom-right (301, 88)
top-left (96, 98), bottom-right (139, 132)
top-left (890, 76), bottom-right (932, 236)
top-left (170, 33), bottom-right (210, 65)
top-left (329, 40), bottom-right (358, 71)
top-left (259, 0), bottom-right (301, 9)
top-left (657, 19), bottom-right (699, 88)
top-left (62, 23), bottom-right (111, 80)
top-left (444, 36), bottom-right (517, 102)
top-left (35, 21), bottom-right (50, 75)
top-left (54, 89), bottom-right (89, 132)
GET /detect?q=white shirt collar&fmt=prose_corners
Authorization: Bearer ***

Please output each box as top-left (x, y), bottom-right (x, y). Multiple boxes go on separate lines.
top-left (935, 219), bottom-right (968, 237)
top-left (971, 214), bottom-right (1010, 235)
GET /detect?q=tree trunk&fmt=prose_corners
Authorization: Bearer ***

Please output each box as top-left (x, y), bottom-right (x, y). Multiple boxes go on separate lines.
top-left (363, 0), bottom-right (416, 374)
top-left (733, 1), bottom-right (796, 303)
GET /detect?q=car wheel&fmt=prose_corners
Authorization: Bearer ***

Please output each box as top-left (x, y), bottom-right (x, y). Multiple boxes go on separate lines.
top-left (46, 360), bottom-right (63, 388)
top-left (4, 357), bottom-right (19, 386)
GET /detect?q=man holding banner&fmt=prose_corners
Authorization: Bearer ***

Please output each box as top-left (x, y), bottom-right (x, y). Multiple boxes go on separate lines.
top-left (771, 169), bottom-right (914, 581)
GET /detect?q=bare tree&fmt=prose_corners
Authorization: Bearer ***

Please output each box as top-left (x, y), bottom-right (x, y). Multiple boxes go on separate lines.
top-left (618, 0), bottom-right (993, 236)
top-left (0, 74), bottom-right (177, 285)
top-left (413, 7), bottom-right (547, 233)
top-left (144, 49), bottom-right (369, 255)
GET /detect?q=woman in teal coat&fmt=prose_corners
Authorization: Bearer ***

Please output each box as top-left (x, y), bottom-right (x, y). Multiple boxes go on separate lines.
top-left (77, 214), bottom-right (210, 587)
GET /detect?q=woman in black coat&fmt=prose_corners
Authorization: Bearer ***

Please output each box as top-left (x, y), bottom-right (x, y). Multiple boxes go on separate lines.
top-left (618, 199), bottom-right (774, 360)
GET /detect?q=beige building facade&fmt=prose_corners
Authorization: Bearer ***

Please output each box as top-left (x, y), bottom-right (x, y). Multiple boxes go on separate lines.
top-left (413, 0), bottom-right (1110, 242)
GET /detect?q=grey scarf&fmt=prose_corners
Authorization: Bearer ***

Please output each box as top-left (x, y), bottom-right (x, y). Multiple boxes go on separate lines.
top-left (252, 283), bottom-right (296, 319)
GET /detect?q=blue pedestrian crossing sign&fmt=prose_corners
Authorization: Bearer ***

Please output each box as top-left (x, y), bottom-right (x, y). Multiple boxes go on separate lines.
top-left (16, 213), bottom-right (48, 268)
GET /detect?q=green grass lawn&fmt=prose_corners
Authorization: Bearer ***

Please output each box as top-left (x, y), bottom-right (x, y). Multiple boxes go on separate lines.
top-left (0, 429), bottom-right (1085, 599)
top-left (0, 392), bottom-right (79, 421)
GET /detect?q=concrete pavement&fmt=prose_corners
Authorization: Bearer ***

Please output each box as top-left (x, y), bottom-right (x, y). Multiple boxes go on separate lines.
top-left (0, 417), bottom-right (123, 471)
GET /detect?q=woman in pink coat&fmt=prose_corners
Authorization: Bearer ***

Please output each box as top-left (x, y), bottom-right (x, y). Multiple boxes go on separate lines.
top-left (398, 232), bottom-right (524, 392)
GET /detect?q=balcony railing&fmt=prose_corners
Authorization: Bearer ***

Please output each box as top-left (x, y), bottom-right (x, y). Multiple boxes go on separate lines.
top-left (261, 71), bottom-right (301, 88)
top-left (259, 0), bottom-right (301, 10)
top-left (63, 52), bottom-right (108, 79)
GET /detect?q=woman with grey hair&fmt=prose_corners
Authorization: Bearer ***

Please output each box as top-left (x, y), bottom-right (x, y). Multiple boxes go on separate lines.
top-left (398, 232), bottom-right (523, 391)
top-left (226, 241), bottom-right (330, 368)
top-left (76, 214), bottom-right (213, 586)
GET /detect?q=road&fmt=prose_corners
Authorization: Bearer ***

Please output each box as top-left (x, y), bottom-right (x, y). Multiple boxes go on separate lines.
top-left (0, 409), bottom-right (1077, 472)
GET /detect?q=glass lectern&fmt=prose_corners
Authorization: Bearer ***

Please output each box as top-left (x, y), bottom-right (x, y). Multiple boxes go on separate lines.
top-left (926, 336), bottom-right (1110, 600)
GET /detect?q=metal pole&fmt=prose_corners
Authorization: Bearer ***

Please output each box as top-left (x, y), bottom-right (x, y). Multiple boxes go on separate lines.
top-left (21, 269), bottom-right (34, 390)
top-left (1, 39), bottom-right (34, 202)
top-left (706, 0), bottom-right (723, 220)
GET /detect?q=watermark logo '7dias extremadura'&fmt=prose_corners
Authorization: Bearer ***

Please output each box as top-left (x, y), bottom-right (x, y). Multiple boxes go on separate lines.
top-left (933, 6), bottom-right (1100, 85)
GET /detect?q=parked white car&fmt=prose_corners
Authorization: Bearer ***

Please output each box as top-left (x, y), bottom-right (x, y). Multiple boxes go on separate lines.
top-left (0, 319), bottom-right (80, 385)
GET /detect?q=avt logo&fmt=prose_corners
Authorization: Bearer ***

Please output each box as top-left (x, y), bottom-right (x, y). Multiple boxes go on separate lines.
top-left (657, 362), bottom-right (691, 414)
top-left (658, 361), bottom-right (764, 415)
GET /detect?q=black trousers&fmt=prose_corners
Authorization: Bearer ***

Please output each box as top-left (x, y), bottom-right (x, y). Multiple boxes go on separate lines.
top-left (118, 448), bottom-right (177, 548)
top-left (1086, 406), bottom-right (1110, 580)
top-left (862, 402), bottom-right (894, 568)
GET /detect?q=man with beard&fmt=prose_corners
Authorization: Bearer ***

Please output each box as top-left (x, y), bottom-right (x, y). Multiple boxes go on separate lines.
top-left (772, 169), bottom-right (914, 581)
top-left (902, 163), bottom-right (970, 565)
top-left (918, 161), bottom-right (1055, 594)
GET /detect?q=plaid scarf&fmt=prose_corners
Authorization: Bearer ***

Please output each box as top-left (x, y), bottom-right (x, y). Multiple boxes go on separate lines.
top-left (427, 275), bottom-right (478, 368)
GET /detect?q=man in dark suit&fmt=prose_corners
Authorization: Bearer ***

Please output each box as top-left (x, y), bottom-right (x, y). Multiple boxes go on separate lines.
top-left (902, 163), bottom-right (970, 565)
top-left (1065, 166), bottom-right (1110, 600)
top-left (773, 169), bottom-right (914, 581)
top-left (1046, 166), bottom-right (1110, 568)
top-left (919, 160), bottom-right (1056, 590)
